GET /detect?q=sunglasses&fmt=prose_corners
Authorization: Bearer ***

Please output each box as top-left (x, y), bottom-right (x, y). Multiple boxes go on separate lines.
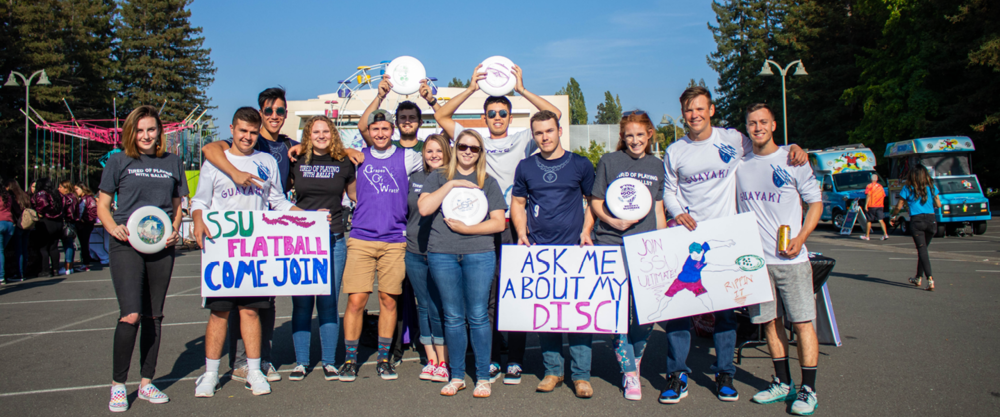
top-left (486, 110), bottom-right (509, 119)
top-left (622, 110), bottom-right (647, 117)
top-left (263, 107), bottom-right (287, 117)
top-left (457, 143), bottom-right (482, 153)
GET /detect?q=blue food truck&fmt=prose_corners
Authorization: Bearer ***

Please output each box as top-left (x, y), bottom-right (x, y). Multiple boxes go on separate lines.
top-left (808, 144), bottom-right (881, 229)
top-left (884, 136), bottom-right (990, 236)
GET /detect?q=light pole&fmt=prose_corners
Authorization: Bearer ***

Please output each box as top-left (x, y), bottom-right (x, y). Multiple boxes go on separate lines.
top-left (5, 69), bottom-right (51, 189)
top-left (659, 114), bottom-right (684, 142)
top-left (758, 59), bottom-right (807, 146)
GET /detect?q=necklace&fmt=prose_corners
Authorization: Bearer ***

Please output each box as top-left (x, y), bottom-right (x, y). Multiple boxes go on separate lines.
top-left (535, 155), bottom-right (570, 183)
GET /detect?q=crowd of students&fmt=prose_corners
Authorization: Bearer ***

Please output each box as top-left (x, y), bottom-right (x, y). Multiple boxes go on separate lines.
top-left (90, 65), bottom-right (871, 415)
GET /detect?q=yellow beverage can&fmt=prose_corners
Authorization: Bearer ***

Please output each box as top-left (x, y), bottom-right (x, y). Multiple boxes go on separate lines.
top-left (778, 225), bottom-right (791, 252)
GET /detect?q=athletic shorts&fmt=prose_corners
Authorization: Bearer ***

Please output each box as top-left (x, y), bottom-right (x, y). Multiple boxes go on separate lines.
top-left (342, 238), bottom-right (406, 295)
top-left (203, 296), bottom-right (271, 312)
top-left (867, 207), bottom-right (884, 222)
top-left (750, 262), bottom-right (816, 324)
top-left (665, 279), bottom-right (708, 297)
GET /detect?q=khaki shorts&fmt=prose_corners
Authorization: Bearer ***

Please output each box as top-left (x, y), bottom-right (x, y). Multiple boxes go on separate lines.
top-left (342, 238), bottom-right (406, 295)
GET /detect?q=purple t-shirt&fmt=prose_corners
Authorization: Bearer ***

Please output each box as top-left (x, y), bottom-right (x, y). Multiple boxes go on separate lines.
top-left (350, 147), bottom-right (408, 243)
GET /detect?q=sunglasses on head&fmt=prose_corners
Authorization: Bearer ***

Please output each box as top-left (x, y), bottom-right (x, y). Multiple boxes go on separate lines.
top-left (457, 143), bottom-right (482, 153)
top-left (622, 110), bottom-right (647, 117)
top-left (263, 107), bottom-right (287, 117)
top-left (486, 110), bottom-right (509, 119)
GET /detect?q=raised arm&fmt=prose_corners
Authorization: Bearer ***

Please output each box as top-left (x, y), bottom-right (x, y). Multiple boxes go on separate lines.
top-left (357, 76), bottom-right (394, 148)
top-left (512, 65), bottom-right (561, 119)
top-left (434, 65), bottom-right (486, 138)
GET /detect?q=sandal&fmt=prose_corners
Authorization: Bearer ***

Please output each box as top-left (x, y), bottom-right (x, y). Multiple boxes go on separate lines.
top-left (441, 379), bottom-right (466, 396)
top-left (473, 381), bottom-right (492, 398)
top-left (908, 277), bottom-right (922, 287)
top-left (926, 279), bottom-right (935, 291)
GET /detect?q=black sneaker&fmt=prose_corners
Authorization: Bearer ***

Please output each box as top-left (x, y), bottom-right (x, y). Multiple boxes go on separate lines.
top-left (339, 361), bottom-right (358, 382)
top-left (377, 360), bottom-right (398, 380)
top-left (503, 363), bottom-right (522, 385)
top-left (289, 365), bottom-right (306, 381)
top-left (715, 373), bottom-right (739, 401)
top-left (488, 363), bottom-right (501, 383)
top-left (323, 364), bottom-right (340, 381)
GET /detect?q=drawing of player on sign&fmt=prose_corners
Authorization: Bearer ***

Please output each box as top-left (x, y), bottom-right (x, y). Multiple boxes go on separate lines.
top-left (647, 239), bottom-right (740, 322)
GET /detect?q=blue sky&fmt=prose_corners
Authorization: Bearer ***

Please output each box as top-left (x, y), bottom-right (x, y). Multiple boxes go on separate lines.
top-left (190, 0), bottom-right (720, 130)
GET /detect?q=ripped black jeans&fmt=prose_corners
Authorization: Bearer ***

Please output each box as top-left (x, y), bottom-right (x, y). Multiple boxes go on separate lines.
top-left (109, 238), bottom-right (175, 383)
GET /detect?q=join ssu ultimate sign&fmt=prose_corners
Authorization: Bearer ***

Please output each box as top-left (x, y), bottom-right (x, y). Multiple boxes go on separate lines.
top-left (200, 211), bottom-right (331, 297)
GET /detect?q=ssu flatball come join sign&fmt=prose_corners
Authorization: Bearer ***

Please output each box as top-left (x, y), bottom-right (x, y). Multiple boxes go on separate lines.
top-left (200, 211), bottom-right (331, 297)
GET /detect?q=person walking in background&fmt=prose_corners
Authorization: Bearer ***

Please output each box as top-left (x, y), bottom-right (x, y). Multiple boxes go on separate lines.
top-left (4, 178), bottom-right (32, 282)
top-left (75, 184), bottom-right (99, 271)
top-left (0, 176), bottom-right (15, 285)
top-left (890, 168), bottom-right (941, 291)
top-left (863, 173), bottom-right (888, 241)
top-left (58, 180), bottom-right (79, 275)
top-left (31, 178), bottom-right (64, 278)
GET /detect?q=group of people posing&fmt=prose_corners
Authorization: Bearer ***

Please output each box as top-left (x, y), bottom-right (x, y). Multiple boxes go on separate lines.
top-left (99, 65), bottom-right (838, 414)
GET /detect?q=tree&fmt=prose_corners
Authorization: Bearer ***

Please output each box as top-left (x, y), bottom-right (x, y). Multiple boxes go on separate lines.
top-left (573, 140), bottom-right (607, 169)
top-left (115, 0), bottom-right (216, 123)
top-left (447, 77), bottom-right (469, 88)
top-left (555, 77), bottom-right (587, 125)
top-left (593, 91), bottom-right (622, 124)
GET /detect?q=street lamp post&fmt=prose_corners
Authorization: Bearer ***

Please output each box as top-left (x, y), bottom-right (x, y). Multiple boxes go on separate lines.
top-left (758, 60), bottom-right (807, 146)
top-left (5, 69), bottom-right (51, 189)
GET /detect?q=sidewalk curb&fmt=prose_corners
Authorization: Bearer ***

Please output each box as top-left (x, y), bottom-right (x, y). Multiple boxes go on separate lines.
top-left (815, 235), bottom-right (999, 265)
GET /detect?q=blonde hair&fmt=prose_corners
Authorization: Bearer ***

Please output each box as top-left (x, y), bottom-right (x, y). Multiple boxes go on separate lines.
top-left (422, 134), bottom-right (452, 173)
top-left (300, 116), bottom-right (346, 164)
top-left (121, 105), bottom-right (165, 159)
top-left (446, 130), bottom-right (487, 188)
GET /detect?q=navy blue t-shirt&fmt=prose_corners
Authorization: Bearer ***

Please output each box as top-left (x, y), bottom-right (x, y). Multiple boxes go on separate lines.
top-left (512, 152), bottom-right (595, 245)
top-left (225, 134), bottom-right (299, 193)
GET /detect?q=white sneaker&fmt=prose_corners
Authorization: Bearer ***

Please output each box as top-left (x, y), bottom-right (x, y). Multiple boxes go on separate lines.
top-left (245, 369), bottom-right (271, 396)
top-left (194, 372), bottom-right (220, 398)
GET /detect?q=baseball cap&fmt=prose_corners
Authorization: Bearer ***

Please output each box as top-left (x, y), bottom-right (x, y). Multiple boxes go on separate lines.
top-left (368, 109), bottom-right (395, 125)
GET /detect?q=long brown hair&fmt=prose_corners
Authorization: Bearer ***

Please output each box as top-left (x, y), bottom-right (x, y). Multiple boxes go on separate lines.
top-left (4, 178), bottom-right (30, 210)
top-left (300, 116), bottom-right (346, 164)
top-left (121, 105), bottom-right (166, 159)
top-left (76, 183), bottom-right (95, 197)
top-left (446, 130), bottom-right (487, 188)
top-left (617, 111), bottom-right (655, 155)
top-left (905, 167), bottom-right (935, 204)
top-left (422, 134), bottom-right (452, 173)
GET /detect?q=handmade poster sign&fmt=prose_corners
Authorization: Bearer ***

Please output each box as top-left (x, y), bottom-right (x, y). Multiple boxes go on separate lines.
top-left (623, 212), bottom-right (773, 324)
top-left (498, 245), bottom-right (629, 334)
top-left (200, 211), bottom-right (331, 297)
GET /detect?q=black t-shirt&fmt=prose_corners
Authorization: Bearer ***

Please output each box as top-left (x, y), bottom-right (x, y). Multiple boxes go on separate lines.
top-left (290, 153), bottom-right (356, 233)
top-left (99, 152), bottom-right (188, 224)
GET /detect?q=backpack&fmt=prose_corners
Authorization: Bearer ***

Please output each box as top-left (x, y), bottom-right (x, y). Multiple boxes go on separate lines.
top-left (20, 207), bottom-right (38, 230)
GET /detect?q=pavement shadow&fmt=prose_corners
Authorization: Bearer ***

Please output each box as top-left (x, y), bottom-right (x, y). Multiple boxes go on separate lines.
top-left (0, 277), bottom-right (65, 295)
top-left (157, 334), bottom-right (207, 391)
top-left (830, 271), bottom-right (916, 289)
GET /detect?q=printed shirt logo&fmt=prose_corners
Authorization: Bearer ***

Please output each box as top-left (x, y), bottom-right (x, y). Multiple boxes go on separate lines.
top-left (137, 215), bottom-right (165, 245)
top-left (618, 183), bottom-right (640, 211)
top-left (253, 161), bottom-right (271, 181)
top-left (363, 164), bottom-right (399, 193)
top-left (771, 164), bottom-right (793, 188)
top-left (715, 143), bottom-right (738, 163)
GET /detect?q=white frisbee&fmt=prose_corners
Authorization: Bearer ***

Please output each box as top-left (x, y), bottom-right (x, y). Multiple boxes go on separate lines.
top-left (478, 56), bottom-right (516, 97)
top-left (606, 177), bottom-right (652, 221)
top-left (127, 206), bottom-right (172, 254)
top-left (442, 187), bottom-right (489, 227)
top-left (385, 56), bottom-right (426, 95)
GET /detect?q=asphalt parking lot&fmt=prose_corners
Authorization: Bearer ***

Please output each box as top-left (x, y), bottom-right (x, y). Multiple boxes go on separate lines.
top-left (1, 218), bottom-right (998, 416)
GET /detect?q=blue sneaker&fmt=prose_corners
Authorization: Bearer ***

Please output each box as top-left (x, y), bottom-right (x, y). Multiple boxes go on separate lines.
top-left (752, 376), bottom-right (795, 404)
top-left (791, 385), bottom-right (818, 415)
top-left (715, 373), bottom-right (739, 401)
top-left (658, 372), bottom-right (689, 404)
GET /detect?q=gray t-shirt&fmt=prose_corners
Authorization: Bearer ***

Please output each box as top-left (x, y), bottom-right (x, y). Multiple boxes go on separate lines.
top-left (99, 152), bottom-right (189, 224)
top-left (406, 170), bottom-right (433, 255)
top-left (423, 170), bottom-right (507, 255)
top-left (592, 151), bottom-right (665, 246)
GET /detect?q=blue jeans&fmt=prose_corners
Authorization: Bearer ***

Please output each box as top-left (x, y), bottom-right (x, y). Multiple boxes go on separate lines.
top-left (0, 221), bottom-right (13, 280)
top-left (663, 309), bottom-right (738, 375)
top-left (540, 332), bottom-right (592, 381)
top-left (428, 251), bottom-right (495, 381)
top-left (405, 251), bottom-right (445, 346)
top-left (291, 233), bottom-right (346, 366)
top-left (11, 227), bottom-right (28, 278)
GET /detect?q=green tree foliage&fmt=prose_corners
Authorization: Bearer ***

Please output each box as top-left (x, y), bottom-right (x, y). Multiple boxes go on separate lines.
top-left (594, 91), bottom-right (622, 125)
top-left (573, 140), bottom-right (607, 169)
top-left (555, 77), bottom-right (587, 125)
top-left (447, 77), bottom-right (470, 88)
top-left (115, 0), bottom-right (215, 123)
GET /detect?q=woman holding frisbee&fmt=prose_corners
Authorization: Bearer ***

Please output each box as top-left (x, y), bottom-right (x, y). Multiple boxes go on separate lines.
top-left (418, 130), bottom-right (507, 398)
top-left (286, 115), bottom-right (356, 381)
top-left (98, 105), bottom-right (187, 412)
top-left (406, 134), bottom-right (452, 382)
top-left (590, 110), bottom-right (666, 401)
top-left (890, 168), bottom-right (941, 291)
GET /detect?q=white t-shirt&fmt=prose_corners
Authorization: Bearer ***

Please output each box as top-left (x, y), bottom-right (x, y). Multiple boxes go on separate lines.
top-left (663, 127), bottom-right (752, 221)
top-left (191, 150), bottom-right (294, 213)
top-left (370, 144), bottom-right (422, 176)
top-left (454, 122), bottom-right (537, 215)
top-left (736, 148), bottom-right (822, 264)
